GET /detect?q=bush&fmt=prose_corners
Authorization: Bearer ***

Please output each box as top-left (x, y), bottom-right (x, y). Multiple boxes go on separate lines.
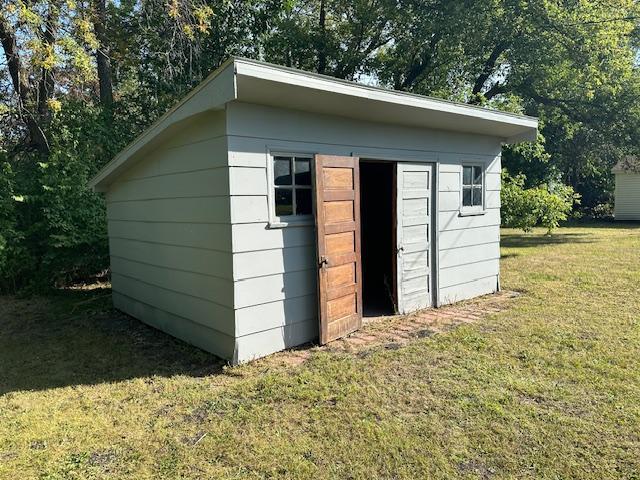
top-left (0, 102), bottom-right (126, 292)
top-left (501, 170), bottom-right (579, 234)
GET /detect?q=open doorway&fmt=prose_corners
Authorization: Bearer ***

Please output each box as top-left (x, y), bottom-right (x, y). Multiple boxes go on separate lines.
top-left (359, 161), bottom-right (396, 316)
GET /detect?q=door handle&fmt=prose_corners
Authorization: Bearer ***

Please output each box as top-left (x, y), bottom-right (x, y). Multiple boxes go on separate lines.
top-left (319, 256), bottom-right (329, 268)
top-left (397, 246), bottom-right (404, 254)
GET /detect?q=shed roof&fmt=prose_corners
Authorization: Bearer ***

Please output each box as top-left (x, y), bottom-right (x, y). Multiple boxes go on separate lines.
top-left (612, 156), bottom-right (640, 174)
top-left (90, 57), bottom-right (539, 191)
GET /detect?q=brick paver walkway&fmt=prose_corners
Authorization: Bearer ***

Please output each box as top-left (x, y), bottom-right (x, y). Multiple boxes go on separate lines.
top-left (266, 290), bottom-right (521, 367)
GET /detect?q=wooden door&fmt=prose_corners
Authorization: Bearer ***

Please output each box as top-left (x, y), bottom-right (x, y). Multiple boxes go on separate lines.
top-left (314, 155), bottom-right (363, 344)
top-left (396, 162), bottom-right (433, 314)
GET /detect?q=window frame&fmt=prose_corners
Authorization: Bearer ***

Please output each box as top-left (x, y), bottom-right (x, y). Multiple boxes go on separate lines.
top-left (459, 163), bottom-right (486, 216)
top-left (267, 151), bottom-right (315, 228)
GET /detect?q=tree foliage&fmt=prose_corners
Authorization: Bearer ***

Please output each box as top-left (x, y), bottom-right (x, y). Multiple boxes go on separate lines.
top-left (501, 170), bottom-right (579, 234)
top-left (1, 0), bottom-right (639, 290)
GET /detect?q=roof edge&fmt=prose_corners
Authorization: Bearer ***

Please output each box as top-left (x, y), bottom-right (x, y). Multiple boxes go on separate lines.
top-left (233, 57), bottom-right (538, 128)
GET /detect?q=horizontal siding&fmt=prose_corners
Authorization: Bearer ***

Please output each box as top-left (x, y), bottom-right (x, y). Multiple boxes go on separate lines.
top-left (113, 292), bottom-right (235, 360)
top-left (122, 136), bottom-right (227, 181)
top-left (439, 208), bottom-right (501, 232)
top-left (439, 258), bottom-right (500, 289)
top-left (234, 269), bottom-right (316, 309)
top-left (106, 167), bottom-right (229, 202)
top-left (107, 197), bottom-right (230, 224)
top-left (229, 166), bottom-right (268, 195)
top-left (106, 115), bottom-right (234, 360)
top-left (109, 237), bottom-right (233, 280)
top-left (108, 220), bottom-right (232, 252)
top-left (111, 256), bottom-right (234, 308)
top-left (439, 242), bottom-right (500, 269)
top-left (233, 245), bottom-right (316, 280)
top-left (439, 275), bottom-right (498, 306)
top-left (111, 274), bottom-right (234, 336)
top-left (234, 318), bottom-right (317, 363)
top-left (439, 225), bottom-right (499, 250)
top-left (615, 174), bottom-right (640, 220)
top-left (232, 223), bottom-right (314, 252)
top-left (229, 196), bottom-right (269, 223)
top-left (235, 294), bottom-right (316, 337)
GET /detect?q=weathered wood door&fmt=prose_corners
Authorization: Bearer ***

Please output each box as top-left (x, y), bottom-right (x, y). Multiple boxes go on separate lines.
top-left (396, 162), bottom-right (433, 314)
top-left (314, 155), bottom-right (363, 344)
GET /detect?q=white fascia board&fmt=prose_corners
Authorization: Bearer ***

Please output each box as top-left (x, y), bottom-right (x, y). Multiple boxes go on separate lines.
top-left (89, 58), bottom-right (237, 191)
top-left (234, 58), bottom-right (538, 140)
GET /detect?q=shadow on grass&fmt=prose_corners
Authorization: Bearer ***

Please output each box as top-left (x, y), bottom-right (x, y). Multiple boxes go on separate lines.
top-left (501, 232), bottom-right (595, 248)
top-left (0, 288), bottom-right (226, 395)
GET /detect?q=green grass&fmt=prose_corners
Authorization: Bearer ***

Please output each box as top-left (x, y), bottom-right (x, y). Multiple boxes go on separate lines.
top-left (1, 223), bottom-right (639, 479)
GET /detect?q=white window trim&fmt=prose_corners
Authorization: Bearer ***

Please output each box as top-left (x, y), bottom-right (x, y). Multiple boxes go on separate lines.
top-left (266, 151), bottom-right (315, 229)
top-left (459, 163), bottom-right (486, 216)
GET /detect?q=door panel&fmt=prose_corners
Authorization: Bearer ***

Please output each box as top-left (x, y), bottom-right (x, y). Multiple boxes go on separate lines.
top-left (314, 155), bottom-right (362, 344)
top-left (396, 163), bottom-right (433, 314)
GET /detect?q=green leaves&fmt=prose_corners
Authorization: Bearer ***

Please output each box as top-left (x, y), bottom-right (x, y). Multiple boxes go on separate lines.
top-left (501, 170), bottom-right (580, 234)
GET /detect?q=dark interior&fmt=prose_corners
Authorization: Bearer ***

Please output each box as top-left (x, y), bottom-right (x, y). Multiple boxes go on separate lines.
top-left (360, 161), bottom-right (395, 316)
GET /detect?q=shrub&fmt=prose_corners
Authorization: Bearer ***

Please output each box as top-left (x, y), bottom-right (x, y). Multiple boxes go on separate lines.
top-left (501, 170), bottom-right (579, 234)
top-left (0, 102), bottom-right (126, 292)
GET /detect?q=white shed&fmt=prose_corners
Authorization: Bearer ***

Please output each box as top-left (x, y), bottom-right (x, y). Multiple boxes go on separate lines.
top-left (90, 57), bottom-right (538, 363)
top-left (613, 157), bottom-right (640, 221)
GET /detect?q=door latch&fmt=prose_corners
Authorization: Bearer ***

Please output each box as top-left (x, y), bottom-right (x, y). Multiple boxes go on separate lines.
top-left (397, 246), bottom-right (405, 254)
top-left (319, 256), bottom-right (329, 268)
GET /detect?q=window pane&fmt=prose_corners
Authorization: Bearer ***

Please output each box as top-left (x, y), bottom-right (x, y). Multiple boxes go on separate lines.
top-left (462, 166), bottom-right (472, 186)
top-left (462, 187), bottom-right (472, 207)
top-left (473, 166), bottom-right (483, 185)
top-left (296, 188), bottom-right (312, 215)
top-left (295, 158), bottom-right (311, 185)
top-left (274, 157), bottom-right (292, 185)
top-left (275, 188), bottom-right (293, 216)
top-left (472, 186), bottom-right (483, 207)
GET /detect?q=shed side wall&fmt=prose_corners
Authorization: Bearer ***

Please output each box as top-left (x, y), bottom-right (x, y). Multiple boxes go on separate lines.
top-left (226, 102), bottom-right (503, 362)
top-left (614, 173), bottom-right (640, 220)
top-left (106, 110), bottom-right (236, 359)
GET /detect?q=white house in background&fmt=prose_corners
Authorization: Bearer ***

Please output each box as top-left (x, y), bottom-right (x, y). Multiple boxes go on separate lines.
top-left (90, 57), bottom-right (538, 364)
top-left (613, 156), bottom-right (640, 221)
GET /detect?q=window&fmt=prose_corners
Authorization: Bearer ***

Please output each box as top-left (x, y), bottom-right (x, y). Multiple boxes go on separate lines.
top-left (271, 154), bottom-right (313, 220)
top-left (462, 165), bottom-right (483, 209)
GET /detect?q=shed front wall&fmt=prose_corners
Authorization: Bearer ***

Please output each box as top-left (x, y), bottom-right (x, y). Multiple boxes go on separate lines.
top-left (105, 110), bottom-right (236, 359)
top-left (226, 101), bottom-right (503, 363)
top-left (614, 173), bottom-right (640, 220)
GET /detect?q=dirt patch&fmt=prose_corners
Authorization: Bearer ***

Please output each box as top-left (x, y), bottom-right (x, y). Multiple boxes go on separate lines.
top-left (458, 459), bottom-right (496, 479)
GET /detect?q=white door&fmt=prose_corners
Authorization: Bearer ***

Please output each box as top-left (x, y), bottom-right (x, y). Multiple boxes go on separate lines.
top-left (396, 162), bottom-right (433, 314)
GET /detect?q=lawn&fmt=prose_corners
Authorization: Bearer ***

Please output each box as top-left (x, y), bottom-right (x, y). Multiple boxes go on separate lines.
top-left (0, 223), bottom-right (639, 479)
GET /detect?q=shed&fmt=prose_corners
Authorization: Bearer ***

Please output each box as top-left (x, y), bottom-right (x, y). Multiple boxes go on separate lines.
top-left (612, 156), bottom-right (640, 221)
top-left (90, 57), bottom-right (538, 363)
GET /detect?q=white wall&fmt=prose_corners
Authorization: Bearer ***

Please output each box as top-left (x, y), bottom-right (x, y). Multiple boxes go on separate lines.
top-left (226, 101), bottom-right (503, 362)
top-left (105, 110), bottom-right (236, 359)
top-left (614, 173), bottom-right (640, 220)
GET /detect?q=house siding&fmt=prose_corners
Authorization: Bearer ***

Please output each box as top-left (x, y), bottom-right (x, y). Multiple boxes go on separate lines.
top-left (105, 110), bottom-right (236, 359)
top-left (226, 101), bottom-right (503, 362)
top-left (614, 173), bottom-right (640, 220)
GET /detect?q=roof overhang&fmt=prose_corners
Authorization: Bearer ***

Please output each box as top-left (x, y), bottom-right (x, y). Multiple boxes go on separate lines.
top-left (90, 57), bottom-right (538, 191)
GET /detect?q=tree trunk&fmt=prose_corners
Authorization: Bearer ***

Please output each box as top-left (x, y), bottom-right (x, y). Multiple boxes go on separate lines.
top-left (37, 7), bottom-right (58, 118)
top-left (93, 0), bottom-right (114, 107)
top-left (0, 16), bottom-right (50, 153)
